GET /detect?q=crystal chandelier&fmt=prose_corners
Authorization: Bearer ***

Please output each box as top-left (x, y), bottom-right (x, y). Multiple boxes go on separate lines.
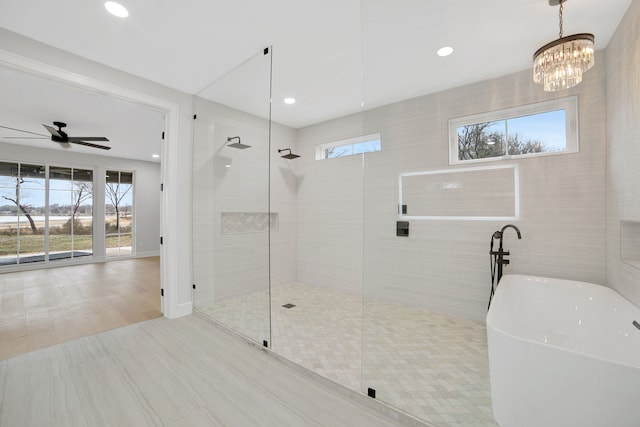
top-left (533, 0), bottom-right (595, 92)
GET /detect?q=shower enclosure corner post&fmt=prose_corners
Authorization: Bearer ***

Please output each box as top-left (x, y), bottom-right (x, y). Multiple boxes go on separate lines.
top-left (267, 45), bottom-right (273, 349)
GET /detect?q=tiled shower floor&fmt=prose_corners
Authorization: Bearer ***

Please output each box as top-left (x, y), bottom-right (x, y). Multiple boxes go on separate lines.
top-left (198, 283), bottom-right (497, 426)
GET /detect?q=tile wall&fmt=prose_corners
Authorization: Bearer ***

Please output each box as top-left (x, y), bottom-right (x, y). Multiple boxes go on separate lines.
top-left (194, 42), bottom-right (617, 322)
top-left (192, 97), bottom-right (297, 305)
top-left (296, 53), bottom-right (607, 321)
top-left (606, 0), bottom-right (640, 307)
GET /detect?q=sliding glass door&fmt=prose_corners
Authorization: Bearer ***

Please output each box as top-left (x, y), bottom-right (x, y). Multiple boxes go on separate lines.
top-left (0, 161), bottom-right (98, 266)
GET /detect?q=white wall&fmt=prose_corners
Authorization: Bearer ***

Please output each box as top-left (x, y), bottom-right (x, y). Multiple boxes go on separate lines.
top-left (0, 141), bottom-right (161, 259)
top-left (296, 54), bottom-right (607, 321)
top-left (606, 0), bottom-right (640, 307)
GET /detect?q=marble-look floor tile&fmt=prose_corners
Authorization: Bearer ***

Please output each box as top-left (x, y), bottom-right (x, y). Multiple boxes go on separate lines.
top-left (71, 354), bottom-right (164, 426)
top-left (1, 346), bottom-right (87, 427)
top-left (198, 282), bottom-right (496, 426)
top-left (0, 315), bottom-right (410, 427)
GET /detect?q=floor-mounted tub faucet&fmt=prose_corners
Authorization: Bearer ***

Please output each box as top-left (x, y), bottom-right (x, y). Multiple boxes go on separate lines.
top-left (488, 224), bottom-right (522, 309)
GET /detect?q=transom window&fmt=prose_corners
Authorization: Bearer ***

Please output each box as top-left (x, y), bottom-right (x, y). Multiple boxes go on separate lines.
top-left (449, 96), bottom-right (578, 164)
top-left (315, 133), bottom-right (381, 160)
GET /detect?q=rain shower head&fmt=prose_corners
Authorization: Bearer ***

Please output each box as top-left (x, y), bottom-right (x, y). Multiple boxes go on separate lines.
top-left (227, 136), bottom-right (251, 149)
top-left (278, 148), bottom-right (300, 159)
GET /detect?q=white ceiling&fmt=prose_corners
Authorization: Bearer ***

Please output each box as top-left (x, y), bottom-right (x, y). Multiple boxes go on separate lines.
top-left (0, 0), bottom-right (633, 160)
top-left (0, 66), bottom-right (165, 162)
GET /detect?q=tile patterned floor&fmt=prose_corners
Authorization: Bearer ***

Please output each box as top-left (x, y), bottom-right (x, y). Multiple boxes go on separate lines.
top-left (197, 282), bottom-right (497, 426)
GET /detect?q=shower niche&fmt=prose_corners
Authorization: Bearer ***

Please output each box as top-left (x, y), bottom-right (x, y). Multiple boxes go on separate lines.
top-left (621, 220), bottom-right (640, 269)
top-left (220, 212), bottom-right (279, 234)
top-left (399, 164), bottom-right (520, 220)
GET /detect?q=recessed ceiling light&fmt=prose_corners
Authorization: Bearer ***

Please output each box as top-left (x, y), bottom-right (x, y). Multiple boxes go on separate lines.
top-left (437, 46), bottom-right (454, 57)
top-left (105, 2), bottom-right (129, 18)
top-left (284, 97), bottom-right (296, 105)
top-left (151, 153), bottom-right (160, 159)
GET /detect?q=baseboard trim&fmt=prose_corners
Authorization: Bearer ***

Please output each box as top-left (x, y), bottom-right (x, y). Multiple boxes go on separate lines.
top-left (165, 301), bottom-right (193, 319)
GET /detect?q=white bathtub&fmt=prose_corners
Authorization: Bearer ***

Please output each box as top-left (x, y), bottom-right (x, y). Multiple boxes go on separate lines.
top-left (486, 274), bottom-right (640, 427)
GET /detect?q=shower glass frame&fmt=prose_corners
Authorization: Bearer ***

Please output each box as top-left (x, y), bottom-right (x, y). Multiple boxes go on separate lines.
top-left (191, 47), bottom-right (273, 347)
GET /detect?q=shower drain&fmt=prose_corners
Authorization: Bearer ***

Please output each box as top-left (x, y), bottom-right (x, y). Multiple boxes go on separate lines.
top-left (282, 303), bottom-right (296, 309)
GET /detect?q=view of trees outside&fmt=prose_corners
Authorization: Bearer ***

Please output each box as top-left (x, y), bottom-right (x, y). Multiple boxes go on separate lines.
top-left (1, 163), bottom-right (136, 264)
top-left (105, 170), bottom-right (133, 257)
top-left (0, 162), bottom-right (94, 265)
top-left (0, 163), bottom-right (43, 264)
top-left (48, 167), bottom-right (94, 260)
top-left (457, 110), bottom-right (566, 161)
top-left (324, 137), bottom-right (381, 159)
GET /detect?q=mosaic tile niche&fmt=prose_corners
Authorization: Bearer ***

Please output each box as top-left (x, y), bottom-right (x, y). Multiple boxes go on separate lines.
top-left (221, 212), bottom-right (279, 234)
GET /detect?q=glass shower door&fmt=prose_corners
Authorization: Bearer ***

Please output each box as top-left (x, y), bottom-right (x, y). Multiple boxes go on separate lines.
top-left (192, 48), bottom-right (273, 346)
top-left (267, 9), bottom-right (366, 390)
top-left (359, 2), bottom-right (498, 424)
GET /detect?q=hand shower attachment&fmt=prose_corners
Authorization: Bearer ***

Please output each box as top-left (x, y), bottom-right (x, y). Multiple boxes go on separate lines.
top-left (227, 136), bottom-right (251, 149)
top-left (488, 224), bottom-right (522, 309)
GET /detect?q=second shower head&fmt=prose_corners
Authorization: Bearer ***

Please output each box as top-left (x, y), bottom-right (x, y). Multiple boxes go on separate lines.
top-left (278, 148), bottom-right (300, 159)
top-left (227, 136), bottom-right (251, 149)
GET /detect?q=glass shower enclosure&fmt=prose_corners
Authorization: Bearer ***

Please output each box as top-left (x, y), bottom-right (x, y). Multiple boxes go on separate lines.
top-left (192, 47), bottom-right (273, 346)
top-left (191, 7), bottom-right (494, 423)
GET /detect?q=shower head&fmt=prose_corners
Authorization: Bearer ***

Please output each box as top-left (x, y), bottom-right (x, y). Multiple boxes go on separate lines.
top-left (278, 148), bottom-right (300, 159)
top-left (227, 136), bottom-right (251, 149)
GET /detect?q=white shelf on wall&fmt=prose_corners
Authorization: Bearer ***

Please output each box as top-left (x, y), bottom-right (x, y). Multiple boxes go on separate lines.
top-left (621, 220), bottom-right (640, 269)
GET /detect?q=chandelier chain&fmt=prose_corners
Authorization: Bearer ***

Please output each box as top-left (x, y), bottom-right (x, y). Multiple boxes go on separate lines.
top-left (559, 2), bottom-right (564, 38)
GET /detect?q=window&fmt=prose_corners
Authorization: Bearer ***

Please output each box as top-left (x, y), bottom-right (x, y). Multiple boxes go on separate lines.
top-left (48, 167), bottom-right (94, 261)
top-left (0, 162), bottom-right (93, 266)
top-left (105, 170), bottom-right (134, 257)
top-left (449, 97), bottom-right (578, 164)
top-left (315, 133), bottom-right (381, 160)
top-left (0, 162), bottom-right (45, 265)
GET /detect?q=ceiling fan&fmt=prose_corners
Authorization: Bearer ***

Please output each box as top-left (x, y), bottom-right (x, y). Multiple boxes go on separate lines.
top-left (1, 121), bottom-right (111, 150)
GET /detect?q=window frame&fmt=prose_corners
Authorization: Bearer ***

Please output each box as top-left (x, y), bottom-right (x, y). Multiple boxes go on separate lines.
top-left (0, 161), bottom-right (95, 266)
top-left (105, 169), bottom-right (135, 258)
top-left (315, 132), bottom-right (382, 160)
top-left (448, 96), bottom-right (579, 165)
top-left (47, 165), bottom-right (95, 262)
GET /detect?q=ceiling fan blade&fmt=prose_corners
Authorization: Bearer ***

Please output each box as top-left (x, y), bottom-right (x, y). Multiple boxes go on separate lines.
top-left (68, 140), bottom-right (111, 150)
top-left (0, 125), bottom-right (48, 137)
top-left (3, 136), bottom-right (49, 139)
top-left (42, 124), bottom-right (62, 138)
top-left (68, 136), bottom-right (109, 142)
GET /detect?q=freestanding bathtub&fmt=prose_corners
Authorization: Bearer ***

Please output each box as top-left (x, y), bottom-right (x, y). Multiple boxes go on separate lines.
top-left (486, 274), bottom-right (640, 427)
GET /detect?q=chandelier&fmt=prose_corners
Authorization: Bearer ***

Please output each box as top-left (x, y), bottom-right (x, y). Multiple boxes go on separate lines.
top-left (533, 0), bottom-right (595, 91)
